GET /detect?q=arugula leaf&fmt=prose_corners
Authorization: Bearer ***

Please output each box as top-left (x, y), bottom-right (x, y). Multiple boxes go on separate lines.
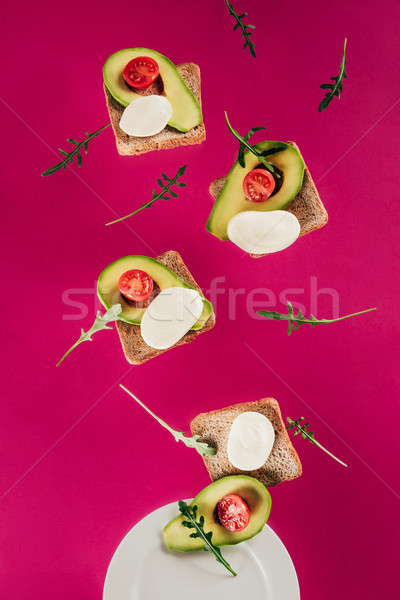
top-left (56, 304), bottom-right (121, 366)
top-left (318, 38), bottom-right (348, 112)
top-left (120, 385), bottom-right (216, 456)
top-left (287, 417), bottom-right (347, 467)
top-left (257, 302), bottom-right (377, 335)
top-left (178, 501), bottom-right (237, 576)
top-left (237, 125), bottom-right (265, 166)
top-left (225, 112), bottom-right (285, 178)
top-left (225, 0), bottom-right (256, 58)
top-left (106, 165), bottom-right (187, 226)
top-left (41, 123), bottom-right (111, 176)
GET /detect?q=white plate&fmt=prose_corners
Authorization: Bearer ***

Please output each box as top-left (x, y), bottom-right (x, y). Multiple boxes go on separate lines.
top-left (103, 501), bottom-right (300, 600)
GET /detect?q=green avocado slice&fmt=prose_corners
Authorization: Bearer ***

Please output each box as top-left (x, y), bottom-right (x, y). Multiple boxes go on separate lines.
top-left (103, 48), bottom-right (202, 132)
top-left (163, 475), bottom-right (272, 552)
top-left (206, 142), bottom-right (305, 240)
top-left (97, 255), bottom-right (213, 331)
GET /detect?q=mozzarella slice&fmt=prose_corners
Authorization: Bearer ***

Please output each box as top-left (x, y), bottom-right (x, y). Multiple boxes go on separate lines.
top-left (140, 287), bottom-right (204, 350)
top-left (227, 412), bottom-right (275, 471)
top-left (227, 210), bottom-right (301, 254)
top-left (119, 95), bottom-right (172, 137)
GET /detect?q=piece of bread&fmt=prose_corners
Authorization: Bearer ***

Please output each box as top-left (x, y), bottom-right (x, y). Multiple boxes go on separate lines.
top-left (115, 250), bottom-right (215, 365)
top-left (104, 63), bottom-right (206, 156)
top-left (190, 398), bottom-right (302, 488)
top-left (209, 141), bottom-right (328, 257)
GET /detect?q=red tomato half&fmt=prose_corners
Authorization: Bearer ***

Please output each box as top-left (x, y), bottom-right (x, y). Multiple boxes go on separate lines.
top-left (243, 168), bottom-right (276, 203)
top-left (118, 269), bottom-right (154, 302)
top-left (123, 57), bottom-right (160, 90)
top-left (217, 495), bottom-right (250, 532)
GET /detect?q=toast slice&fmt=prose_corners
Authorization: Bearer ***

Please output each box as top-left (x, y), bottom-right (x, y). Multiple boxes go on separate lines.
top-left (105, 63), bottom-right (206, 156)
top-left (209, 142), bottom-right (328, 257)
top-left (190, 398), bottom-right (302, 488)
top-left (115, 250), bottom-right (215, 365)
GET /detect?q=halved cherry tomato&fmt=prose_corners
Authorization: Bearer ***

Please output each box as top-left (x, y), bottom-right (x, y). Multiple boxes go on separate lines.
top-left (123, 57), bottom-right (160, 90)
top-left (217, 494), bottom-right (250, 532)
top-left (118, 269), bottom-right (154, 302)
top-left (243, 168), bottom-right (276, 203)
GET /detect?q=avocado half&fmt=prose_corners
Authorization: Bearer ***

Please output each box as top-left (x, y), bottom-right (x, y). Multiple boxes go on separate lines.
top-left (163, 475), bottom-right (272, 552)
top-left (103, 48), bottom-right (202, 132)
top-left (97, 255), bottom-right (213, 331)
top-left (206, 142), bottom-right (305, 240)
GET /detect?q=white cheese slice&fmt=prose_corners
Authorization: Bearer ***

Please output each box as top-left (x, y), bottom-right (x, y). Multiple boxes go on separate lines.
top-left (227, 412), bottom-right (275, 471)
top-left (227, 210), bottom-right (301, 254)
top-left (119, 95), bottom-right (172, 137)
top-left (140, 287), bottom-right (204, 350)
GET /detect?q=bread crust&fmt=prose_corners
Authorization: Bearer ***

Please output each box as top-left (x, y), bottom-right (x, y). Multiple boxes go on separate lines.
top-left (209, 141), bottom-right (328, 257)
top-left (190, 398), bottom-right (302, 488)
top-left (105, 62), bottom-right (206, 156)
top-left (115, 250), bottom-right (215, 365)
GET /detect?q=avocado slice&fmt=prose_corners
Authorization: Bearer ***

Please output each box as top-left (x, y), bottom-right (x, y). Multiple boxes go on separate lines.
top-left (206, 142), bottom-right (305, 240)
top-left (163, 475), bottom-right (272, 552)
top-left (97, 255), bottom-right (213, 330)
top-left (103, 48), bottom-right (202, 132)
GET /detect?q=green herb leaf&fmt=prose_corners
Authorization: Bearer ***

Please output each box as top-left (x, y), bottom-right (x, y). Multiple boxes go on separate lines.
top-left (225, 0), bottom-right (256, 58)
top-left (287, 417), bottom-right (347, 467)
top-left (224, 112), bottom-right (285, 178)
top-left (120, 385), bottom-right (216, 456)
top-left (106, 165), bottom-right (187, 226)
top-left (257, 302), bottom-right (376, 335)
top-left (318, 38), bottom-right (348, 112)
top-left (41, 123), bottom-right (111, 176)
top-left (178, 501), bottom-right (237, 576)
top-left (238, 125), bottom-right (265, 166)
top-left (56, 304), bottom-right (122, 366)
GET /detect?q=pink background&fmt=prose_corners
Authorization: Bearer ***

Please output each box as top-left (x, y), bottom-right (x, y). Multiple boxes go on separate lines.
top-left (1, 0), bottom-right (399, 598)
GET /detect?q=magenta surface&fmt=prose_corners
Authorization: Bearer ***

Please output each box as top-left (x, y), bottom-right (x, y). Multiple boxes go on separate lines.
top-left (1, 0), bottom-right (399, 598)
